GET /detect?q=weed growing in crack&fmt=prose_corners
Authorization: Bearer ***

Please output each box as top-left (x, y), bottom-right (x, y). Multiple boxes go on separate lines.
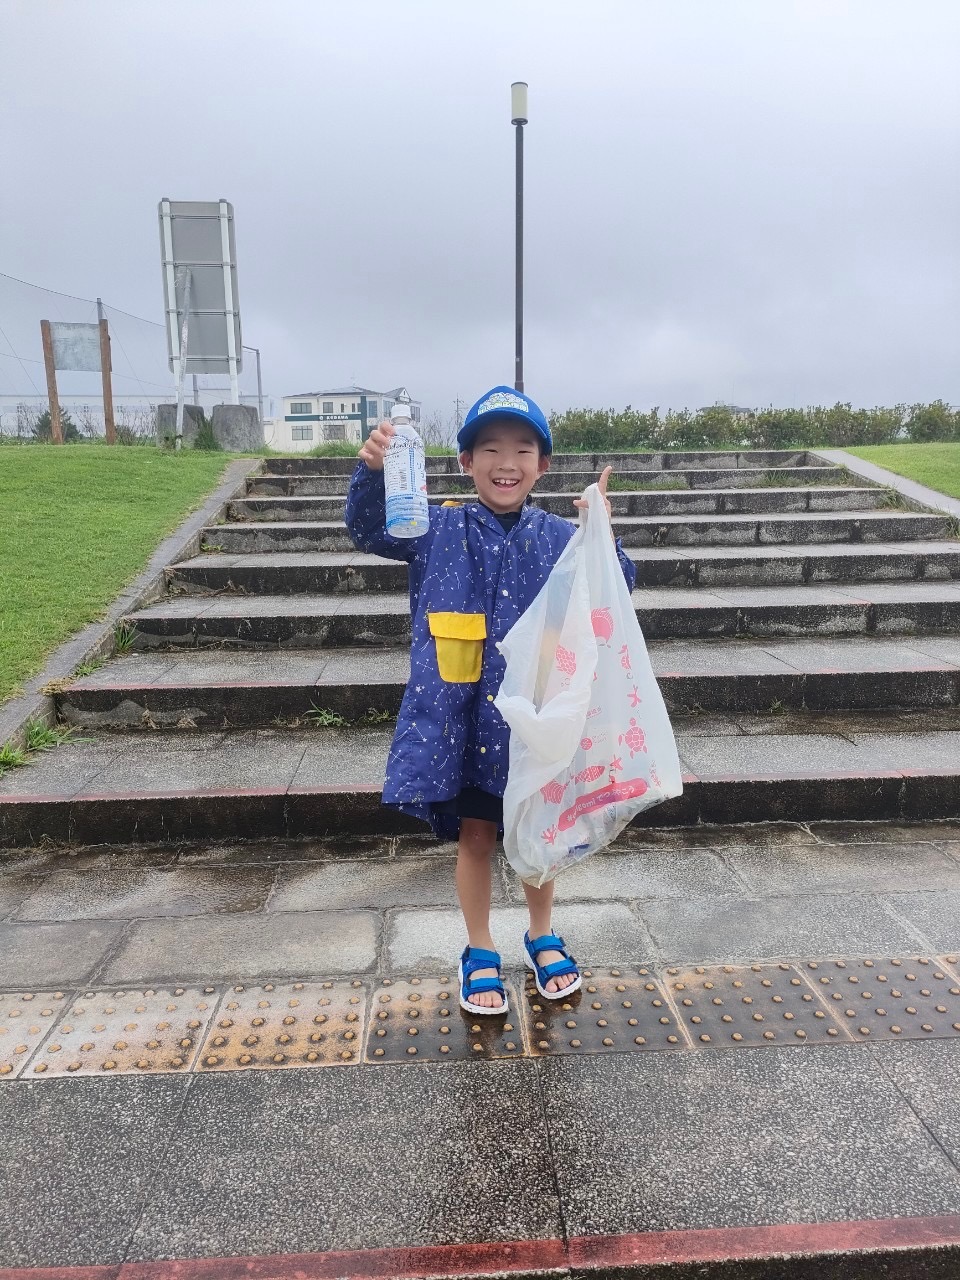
top-left (114, 621), bottom-right (138, 655)
top-left (304, 704), bottom-right (347, 727)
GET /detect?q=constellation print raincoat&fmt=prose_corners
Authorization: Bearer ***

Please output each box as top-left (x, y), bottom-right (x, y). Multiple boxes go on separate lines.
top-left (345, 462), bottom-right (637, 837)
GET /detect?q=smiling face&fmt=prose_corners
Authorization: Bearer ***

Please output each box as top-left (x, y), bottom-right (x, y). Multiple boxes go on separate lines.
top-left (460, 420), bottom-right (551, 513)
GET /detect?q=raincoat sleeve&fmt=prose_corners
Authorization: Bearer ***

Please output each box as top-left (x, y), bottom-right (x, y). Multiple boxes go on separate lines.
top-left (614, 537), bottom-right (637, 591)
top-left (345, 462), bottom-right (432, 563)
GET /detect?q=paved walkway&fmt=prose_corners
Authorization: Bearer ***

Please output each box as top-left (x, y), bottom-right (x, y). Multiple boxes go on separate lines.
top-left (5, 821), bottom-right (960, 1276)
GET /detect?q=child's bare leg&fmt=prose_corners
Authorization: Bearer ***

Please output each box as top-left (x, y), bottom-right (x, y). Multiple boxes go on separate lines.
top-left (455, 817), bottom-right (504, 1009)
top-left (522, 879), bottom-right (578, 993)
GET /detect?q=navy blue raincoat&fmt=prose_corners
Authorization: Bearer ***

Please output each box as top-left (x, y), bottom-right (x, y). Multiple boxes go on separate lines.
top-left (345, 463), bottom-right (637, 837)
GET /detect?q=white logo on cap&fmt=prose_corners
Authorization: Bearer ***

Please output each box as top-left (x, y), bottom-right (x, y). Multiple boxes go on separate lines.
top-left (477, 391), bottom-right (529, 415)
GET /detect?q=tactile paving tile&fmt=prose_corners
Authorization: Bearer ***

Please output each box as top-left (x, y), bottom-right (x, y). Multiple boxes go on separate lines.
top-left (24, 987), bottom-right (218, 1077)
top-left (662, 963), bottom-right (852, 1048)
top-left (366, 976), bottom-right (526, 1062)
top-left (523, 967), bottom-right (690, 1056)
top-left (0, 991), bottom-right (71, 1078)
top-left (800, 956), bottom-right (960, 1042)
top-left (196, 979), bottom-right (367, 1071)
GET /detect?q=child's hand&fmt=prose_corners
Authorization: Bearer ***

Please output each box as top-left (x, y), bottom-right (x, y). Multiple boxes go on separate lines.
top-left (358, 421), bottom-right (394, 470)
top-left (573, 465), bottom-right (614, 522)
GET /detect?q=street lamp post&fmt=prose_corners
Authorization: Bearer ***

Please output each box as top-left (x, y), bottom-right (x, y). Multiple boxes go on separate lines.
top-left (511, 81), bottom-right (528, 393)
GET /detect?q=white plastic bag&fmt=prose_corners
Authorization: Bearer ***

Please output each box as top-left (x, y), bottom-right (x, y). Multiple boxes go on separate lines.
top-left (495, 483), bottom-right (683, 885)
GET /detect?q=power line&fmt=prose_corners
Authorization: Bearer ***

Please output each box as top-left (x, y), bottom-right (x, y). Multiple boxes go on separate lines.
top-left (1, 270), bottom-right (260, 352)
top-left (0, 321), bottom-right (42, 395)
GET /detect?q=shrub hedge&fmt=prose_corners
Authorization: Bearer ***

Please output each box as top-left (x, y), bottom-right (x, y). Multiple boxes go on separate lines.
top-left (548, 401), bottom-right (959, 452)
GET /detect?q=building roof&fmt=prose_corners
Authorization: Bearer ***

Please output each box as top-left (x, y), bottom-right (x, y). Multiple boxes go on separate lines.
top-left (285, 385), bottom-right (418, 402)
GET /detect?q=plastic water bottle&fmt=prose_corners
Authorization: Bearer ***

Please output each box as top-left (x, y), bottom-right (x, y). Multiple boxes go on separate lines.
top-left (384, 398), bottom-right (429, 538)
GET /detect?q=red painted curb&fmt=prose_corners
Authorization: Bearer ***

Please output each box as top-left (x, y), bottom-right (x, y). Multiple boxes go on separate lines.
top-left (5, 1215), bottom-right (960, 1280)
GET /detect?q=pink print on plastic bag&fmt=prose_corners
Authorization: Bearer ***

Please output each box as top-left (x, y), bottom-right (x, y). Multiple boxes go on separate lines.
top-left (555, 644), bottom-right (577, 676)
top-left (619, 717), bottom-right (647, 757)
top-left (558, 778), bottom-right (649, 830)
top-left (591, 607), bottom-right (614, 646)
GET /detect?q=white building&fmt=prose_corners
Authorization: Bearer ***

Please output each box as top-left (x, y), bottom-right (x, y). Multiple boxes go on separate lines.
top-left (271, 385), bottom-right (421, 452)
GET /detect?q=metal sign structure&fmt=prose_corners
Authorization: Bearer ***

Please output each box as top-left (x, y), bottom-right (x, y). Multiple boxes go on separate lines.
top-left (49, 322), bottom-right (102, 372)
top-left (159, 200), bottom-right (243, 445)
top-left (39, 308), bottom-right (116, 445)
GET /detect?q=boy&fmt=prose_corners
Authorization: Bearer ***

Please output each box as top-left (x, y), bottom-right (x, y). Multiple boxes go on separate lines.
top-left (346, 386), bottom-right (636, 1014)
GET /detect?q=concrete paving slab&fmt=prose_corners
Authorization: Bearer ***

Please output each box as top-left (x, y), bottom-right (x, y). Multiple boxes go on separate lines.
top-left (540, 1045), bottom-right (960, 1236)
top-left (70, 654), bottom-right (175, 686)
top-left (12, 865), bottom-right (276, 922)
top-left (163, 651), bottom-right (330, 685)
top-left (638, 894), bottom-right (926, 963)
top-left (853, 732), bottom-right (960, 771)
top-left (268, 856), bottom-right (496, 912)
top-left (504, 846), bottom-right (742, 902)
top-left (764, 637), bottom-right (960, 673)
top-left (87, 738), bottom-right (306, 795)
top-left (126, 1061), bottom-right (560, 1259)
top-left (175, 834), bottom-right (394, 865)
top-left (650, 639), bottom-right (797, 676)
top-left (811, 820), bottom-right (960, 844)
top-left (881, 890), bottom-right (960, 953)
top-left (0, 1075), bottom-right (191, 1267)
top-left (100, 910), bottom-right (378, 983)
top-left (318, 648), bottom-right (411, 685)
top-left (903, 636), bottom-right (960, 665)
top-left (0, 874), bottom-right (37, 921)
top-left (870, 1040), bottom-right (960, 1172)
top-left (0, 919), bottom-right (125, 987)
top-left (0, 736), bottom-right (120, 797)
top-left (291, 727), bottom-right (393, 787)
top-left (678, 732), bottom-right (870, 777)
top-left (386, 901), bottom-right (656, 971)
top-left (621, 821), bottom-right (821, 850)
top-left (726, 842), bottom-right (960, 897)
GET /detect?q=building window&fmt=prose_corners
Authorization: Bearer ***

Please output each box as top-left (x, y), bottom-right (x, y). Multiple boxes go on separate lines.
top-left (292, 425), bottom-right (314, 441)
top-left (411, 404), bottom-right (421, 423)
top-left (339, 402), bottom-right (346, 413)
top-left (366, 400), bottom-right (379, 418)
top-left (383, 399), bottom-right (394, 418)
top-left (325, 424), bottom-right (346, 441)
top-left (290, 401), bottom-right (312, 415)
top-left (322, 401), bottom-right (333, 413)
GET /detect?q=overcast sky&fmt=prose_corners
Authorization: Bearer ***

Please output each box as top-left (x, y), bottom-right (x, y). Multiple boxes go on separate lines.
top-left (2, 0), bottom-right (958, 421)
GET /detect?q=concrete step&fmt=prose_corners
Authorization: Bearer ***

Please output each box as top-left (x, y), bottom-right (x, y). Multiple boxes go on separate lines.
top-left (230, 485), bottom-right (892, 522)
top-left (264, 448), bottom-right (813, 476)
top-left (124, 582), bottom-right (960, 649)
top-left (168, 541), bottom-right (960, 595)
top-left (4, 710), bottom-right (960, 846)
top-left (57, 635), bottom-right (960, 729)
top-left (248, 464), bottom-right (848, 497)
top-left (203, 510), bottom-right (952, 555)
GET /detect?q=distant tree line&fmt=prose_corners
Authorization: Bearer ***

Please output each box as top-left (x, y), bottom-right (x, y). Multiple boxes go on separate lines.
top-left (549, 401), bottom-right (959, 452)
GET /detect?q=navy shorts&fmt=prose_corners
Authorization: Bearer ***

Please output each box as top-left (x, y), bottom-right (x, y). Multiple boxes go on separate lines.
top-left (435, 786), bottom-right (504, 826)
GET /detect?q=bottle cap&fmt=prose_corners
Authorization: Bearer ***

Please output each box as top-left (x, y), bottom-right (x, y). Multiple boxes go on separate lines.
top-left (391, 400), bottom-right (411, 423)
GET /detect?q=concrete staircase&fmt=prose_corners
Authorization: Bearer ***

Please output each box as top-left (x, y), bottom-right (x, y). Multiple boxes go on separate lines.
top-left (3, 448), bottom-right (960, 848)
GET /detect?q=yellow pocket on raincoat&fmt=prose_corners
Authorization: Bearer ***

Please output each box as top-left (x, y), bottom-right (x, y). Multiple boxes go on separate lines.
top-left (427, 612), bottom-right (487, 683)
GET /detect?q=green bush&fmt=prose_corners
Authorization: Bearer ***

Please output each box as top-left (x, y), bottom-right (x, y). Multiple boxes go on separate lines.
top-left (548, 402), bottom-right (959, 452)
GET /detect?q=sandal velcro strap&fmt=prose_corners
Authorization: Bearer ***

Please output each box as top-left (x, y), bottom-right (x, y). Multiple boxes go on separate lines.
top-left (528, 933), bottom-right (565, 953)
top-left (466, 976), bottom-right (505, 995)
top-left (541, 958), bottom-right (577, 978)
top-left (463, 946), bottom-right (501, 968)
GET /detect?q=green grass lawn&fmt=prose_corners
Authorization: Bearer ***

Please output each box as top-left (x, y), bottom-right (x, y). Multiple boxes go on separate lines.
top-left (846, 444), bottom-right (960, 500)
top-left (0, 445), bottom-right (232, 706)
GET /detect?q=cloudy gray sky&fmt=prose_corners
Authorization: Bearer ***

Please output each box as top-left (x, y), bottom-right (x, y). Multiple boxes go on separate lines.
top-left (2, 0), bottom-right (958, 422)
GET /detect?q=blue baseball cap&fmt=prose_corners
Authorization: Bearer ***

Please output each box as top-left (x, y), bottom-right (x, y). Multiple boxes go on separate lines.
top-left (457, 385), bottom-right (553, 455)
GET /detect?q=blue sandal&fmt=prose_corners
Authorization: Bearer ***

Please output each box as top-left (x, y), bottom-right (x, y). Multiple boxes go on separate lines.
top-left (523, 931), bottom-right (582, 1000)
top-left (458, 945), bottom-right (509, 1015)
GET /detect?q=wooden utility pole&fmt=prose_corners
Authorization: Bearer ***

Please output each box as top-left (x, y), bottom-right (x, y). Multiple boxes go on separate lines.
top-left (96, 299), bottom-right (116, 443)
top-left (39, 320), bottom-right (64, 444)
